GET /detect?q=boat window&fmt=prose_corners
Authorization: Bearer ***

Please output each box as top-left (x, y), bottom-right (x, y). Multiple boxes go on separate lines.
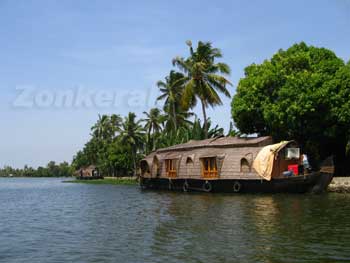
top-left (186, 156), bottom-right (194, 164)
top-left (285, 148), bottom-right (300, 160)
top-left (240, 158), bottom-right (251, 173)
top-left (165, 159), bottom-right (177, 178)
top-left (201, 157), bottom-right (218, 178)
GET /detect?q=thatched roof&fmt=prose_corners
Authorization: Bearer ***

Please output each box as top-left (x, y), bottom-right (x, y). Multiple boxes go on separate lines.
top-left (157, 136), bottom-right (272, 153)
top-left (74, 165), bottom-right (97, 175)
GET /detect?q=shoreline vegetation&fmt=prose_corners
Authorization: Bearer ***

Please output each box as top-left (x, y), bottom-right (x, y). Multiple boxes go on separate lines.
top-left (71, 41), bottom-right (350, 179)
top-left (0, 161), bottom-right (73, 178)
top-left (2, 41), bottom-right (349, 179)
top-left (64, 177), bottom-right (138, 185)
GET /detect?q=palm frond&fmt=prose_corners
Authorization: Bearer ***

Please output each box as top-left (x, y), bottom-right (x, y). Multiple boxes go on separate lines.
top-left (207, 74), bottom-right (232, 97)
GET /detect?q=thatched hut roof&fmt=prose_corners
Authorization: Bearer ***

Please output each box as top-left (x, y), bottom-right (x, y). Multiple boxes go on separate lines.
top-left (157, 136), bottom-right (272, 153)
top-left (74, 165), bottom-right (97, 176)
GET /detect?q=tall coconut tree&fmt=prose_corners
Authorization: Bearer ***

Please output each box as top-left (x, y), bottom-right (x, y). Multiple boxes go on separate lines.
top-left (91, 114), bottom-right (122, 141)
top-left (142, 108), bottom-right (164, 152)
top-left (119, 112), bottom-right (145, 176)
top-left (90, 115), bottom-right (111, 174)
top-left (110, 114), bottom-right (123, 135)
top-left (157, 70), bottom-right (186, 131)
top-left (172, 40), bottom-right (232, 138)
top-left (91, 114), bottom-right (110, 140)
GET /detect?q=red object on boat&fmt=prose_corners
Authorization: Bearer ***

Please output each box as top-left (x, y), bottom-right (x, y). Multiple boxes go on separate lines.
top-left (288, 164), bottom-right (299, 175)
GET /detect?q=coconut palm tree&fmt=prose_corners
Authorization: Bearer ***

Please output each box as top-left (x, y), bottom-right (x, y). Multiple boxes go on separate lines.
top-left (119, 112), bottom-right (145, 176)
top-left (142, 108), bottom-right (164, 152)
top-left (172, 40), bottom-right (232, 138)
top-left (157, 70), bottom-right (186, 131)
top-left (143, 108), bottom-right (163, 135)
top-left (110, 114), bottom-right (123, 134)
top-left (90, 115), bottom-right (109, 173)
top-left (184, 117), bottom-right (224, 140)
top-left (91, 114), bottom-right (122, 141)
top-left (91, 114), bottom-right (110, 140)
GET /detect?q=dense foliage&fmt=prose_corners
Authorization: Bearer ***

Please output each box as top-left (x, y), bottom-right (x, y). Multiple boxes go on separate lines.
top-left (71, 112), bottom-right (230, 177)
top-left (0, 161), bottom-right (73, 177)
top-left (72, 41), bottom-right (232, 176)
top-left (232, 42), bottom-right (350, 176)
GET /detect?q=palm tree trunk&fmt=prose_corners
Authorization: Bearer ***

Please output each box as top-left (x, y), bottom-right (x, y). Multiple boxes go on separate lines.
top-left (172, 103), bottom-right (177, 131)
top-left (201, 99), bottom-right (208, 139)
top-left (132, 145), bottom-right (137, 177)
top-left (147, 126), bottom-right (152, 153)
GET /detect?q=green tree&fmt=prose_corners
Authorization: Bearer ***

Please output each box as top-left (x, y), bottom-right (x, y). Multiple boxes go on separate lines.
top-left (47, 161), bottom-right (59, 177)
top-left (157, 70), bottom-right (186, 131)
top-left (142, 108), bottom-right (164, 152)
top-left (157, 117), bottom-right (224, 148)
top-left (173, 40), bottom-right (232, 138)
top-left (119, 112), bottom-right (145, 176)
top-left (110, 114), bottom-right (123, 133)
top-left (231, 42), bottom-right (349, 175)
top-left (187, 117), bottom-right (224, 140)
top-left (91, 114), bottom-right (110, 140)
top-left (72, 150), bottom-right (89, 170)
top-left (72, 113), bottom-right (144, 177)
top-left (106, 142), bottom-right (133, 177)
top-left (89, 114), bottom-right (122, 176)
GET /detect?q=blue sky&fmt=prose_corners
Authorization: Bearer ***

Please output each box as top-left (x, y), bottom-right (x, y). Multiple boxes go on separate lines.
top-left (0, 0), bottom-right (349, 168)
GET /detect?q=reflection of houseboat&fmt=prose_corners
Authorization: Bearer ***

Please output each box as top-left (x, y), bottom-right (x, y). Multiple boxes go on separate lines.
top-left (75, 165), bottom-right (103, 180)
top-left (140, 136), bottom-right (332, 193)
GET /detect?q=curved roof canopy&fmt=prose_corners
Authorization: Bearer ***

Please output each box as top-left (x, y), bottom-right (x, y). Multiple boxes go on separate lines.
top-left (252, 141), bottom-right (291, 181)
top-left (157, 136), bottom-right (272, 152)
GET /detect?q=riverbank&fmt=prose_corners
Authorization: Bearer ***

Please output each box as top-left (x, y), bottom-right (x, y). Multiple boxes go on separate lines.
top-left (328, 177), bottom-right (350, 193)
top-left (64, 177), bottom-right (138, 185)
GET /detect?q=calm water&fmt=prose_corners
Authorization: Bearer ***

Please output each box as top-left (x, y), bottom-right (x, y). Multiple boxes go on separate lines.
top-left (0, 178), bottom-right (350, 263)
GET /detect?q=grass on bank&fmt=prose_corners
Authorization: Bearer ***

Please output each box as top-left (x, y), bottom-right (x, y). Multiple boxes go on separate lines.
top-left (64, 177), bottom-right (138, 185)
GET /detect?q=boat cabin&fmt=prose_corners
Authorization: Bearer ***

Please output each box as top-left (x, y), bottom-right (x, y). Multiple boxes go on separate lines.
top-left (74, 165), bottom-right (102, 179)
top-left (140, 136), bottom-right (305, 181)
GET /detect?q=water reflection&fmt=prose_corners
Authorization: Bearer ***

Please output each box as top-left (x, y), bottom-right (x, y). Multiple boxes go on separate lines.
top-left (150, 193), bottom-right (350, 263)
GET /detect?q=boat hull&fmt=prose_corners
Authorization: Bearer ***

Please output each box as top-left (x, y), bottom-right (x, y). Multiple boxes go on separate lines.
top-left (140, 172), bottom-right (332, 194)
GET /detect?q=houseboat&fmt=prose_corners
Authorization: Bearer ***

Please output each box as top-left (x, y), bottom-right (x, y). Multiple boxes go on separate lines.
top-left (139, 136), bottom-right (332, 193)
top-left (75, 165), bottom-right (103, 180)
